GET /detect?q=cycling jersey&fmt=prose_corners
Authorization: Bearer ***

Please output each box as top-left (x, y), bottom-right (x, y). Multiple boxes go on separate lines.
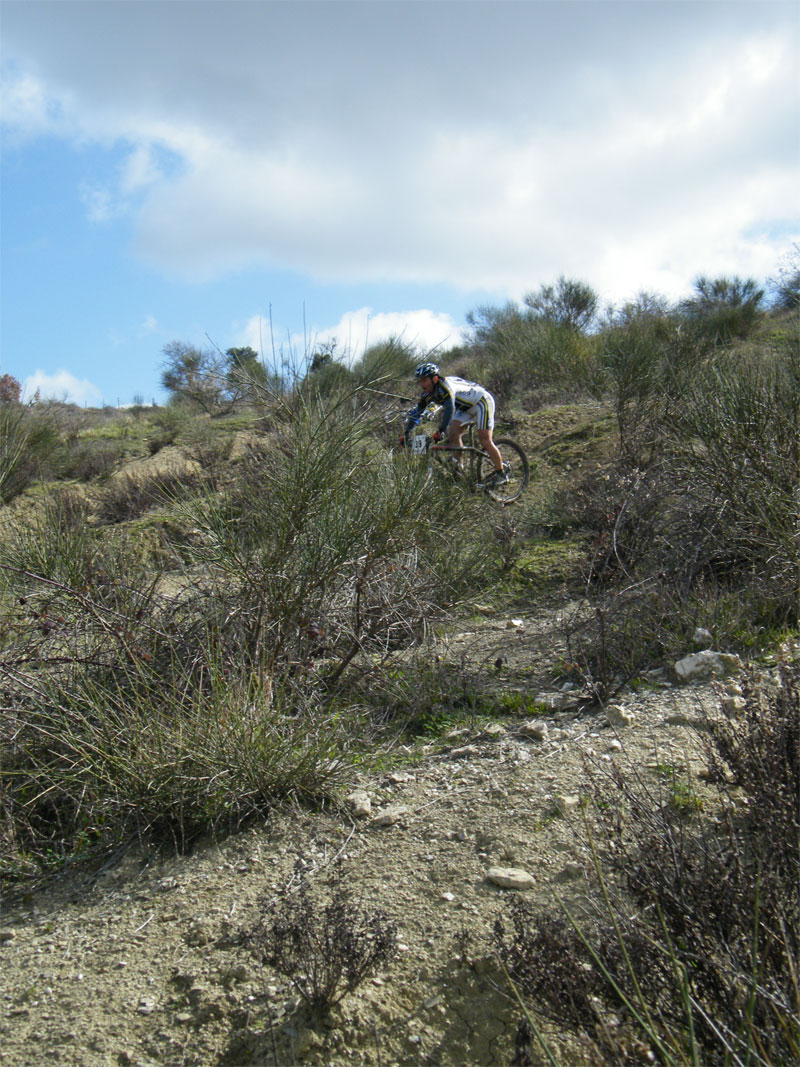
top-left (404, 376), bottom-right (495, 437)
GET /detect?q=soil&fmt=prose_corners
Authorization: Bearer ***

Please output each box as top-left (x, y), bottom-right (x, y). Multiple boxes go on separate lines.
top-left (0, 601), bottom-right (749, 1067)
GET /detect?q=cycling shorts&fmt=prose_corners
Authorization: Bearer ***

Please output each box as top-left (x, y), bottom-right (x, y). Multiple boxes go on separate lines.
top-left (451, 391), bottom-right (495, 431)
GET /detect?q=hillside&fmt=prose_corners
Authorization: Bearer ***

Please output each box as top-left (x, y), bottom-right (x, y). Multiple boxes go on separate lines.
top-left (4, 601), bottom-right (791, 1067)
top-left (1, 344), bottom-right (798, 1065)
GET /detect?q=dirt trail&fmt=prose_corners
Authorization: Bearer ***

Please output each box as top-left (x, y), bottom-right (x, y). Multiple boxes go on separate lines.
top-left (0, 606), bottom-right (729, 1067)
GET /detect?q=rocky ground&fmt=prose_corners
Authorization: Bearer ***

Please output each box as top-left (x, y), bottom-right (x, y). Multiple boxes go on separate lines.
top-left (0, 595), bottom-right (756, 1067)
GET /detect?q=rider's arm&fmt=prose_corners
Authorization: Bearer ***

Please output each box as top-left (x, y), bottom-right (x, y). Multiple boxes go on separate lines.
top-left (437, 394), bottom-right (454, 435)
top-left (403, 396), bottom-right (429, 438)
top-left (433, 379), bottom-right (455, 435)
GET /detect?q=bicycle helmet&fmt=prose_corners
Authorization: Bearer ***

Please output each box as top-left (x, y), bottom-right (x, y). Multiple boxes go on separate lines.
top-left (414, 362), bottom-right (440, 380)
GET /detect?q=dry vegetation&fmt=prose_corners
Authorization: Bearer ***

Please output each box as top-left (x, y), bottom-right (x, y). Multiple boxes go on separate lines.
top-left (1, 277), bottom-right (798, 1063)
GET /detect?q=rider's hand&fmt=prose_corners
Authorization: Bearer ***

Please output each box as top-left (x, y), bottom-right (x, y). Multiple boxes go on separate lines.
top-left (398, 434), bottom-right (406, 449)
top-left (432, 430), bottom-right (442, 443)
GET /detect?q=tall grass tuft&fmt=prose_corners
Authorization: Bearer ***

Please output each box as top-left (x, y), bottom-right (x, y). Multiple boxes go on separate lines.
top-left (0, 405), bottom-right (63, 503)
top-left (0, 376), bottom-right (494, 881)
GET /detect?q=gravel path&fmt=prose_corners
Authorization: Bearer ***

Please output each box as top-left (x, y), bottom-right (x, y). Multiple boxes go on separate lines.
top-left (0, 607), bottom-right (733, 1067)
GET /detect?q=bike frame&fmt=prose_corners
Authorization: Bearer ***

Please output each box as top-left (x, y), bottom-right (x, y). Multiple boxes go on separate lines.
top-left (410, 425), bottom-right (488, 489)
top-left (395, 405), bottom-right (529, 504)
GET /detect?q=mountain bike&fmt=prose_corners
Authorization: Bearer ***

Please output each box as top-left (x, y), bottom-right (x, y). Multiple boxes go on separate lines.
top-left (391, 409), bottom-right (529, 505)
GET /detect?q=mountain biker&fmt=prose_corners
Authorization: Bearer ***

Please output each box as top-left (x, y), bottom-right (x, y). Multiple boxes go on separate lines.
top-left (402, 363), bottom-right (508, 486)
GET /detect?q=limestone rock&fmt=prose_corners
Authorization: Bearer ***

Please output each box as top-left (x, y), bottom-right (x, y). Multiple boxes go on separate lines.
top-left (371, 804), bottom-right (410, 827)
top-left (520, 721), bottom-right (549, 741)
top-left (449, 745), bottom-right (480, 759)
top-left (553, 794), bottom-right (581, 815)
top-left (605, 703), bottom-right (635, 727)
top-left (346, 790), bottom-right (372, 818)
top-left (674, 650), bottom-right (741, 682)
top-left (486, 866), bottom-right (535, 890)
top-left (721, 695), bottom-right (746, 718)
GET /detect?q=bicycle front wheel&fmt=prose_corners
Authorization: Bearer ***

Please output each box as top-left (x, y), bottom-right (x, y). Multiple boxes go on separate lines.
top-left (477, 438), bottom-right (529, 504)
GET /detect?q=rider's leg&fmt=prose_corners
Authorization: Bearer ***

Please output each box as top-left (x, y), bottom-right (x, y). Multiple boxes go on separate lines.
top-left (447, 419), bottom-right (465, 470)
top-left (447, 419), bottom-right (464, 448)
top-left (477, 427), bottom-right (504, 472)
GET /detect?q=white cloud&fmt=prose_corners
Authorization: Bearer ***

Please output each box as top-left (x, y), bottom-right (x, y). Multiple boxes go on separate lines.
top-left (24, 369), bottom-right (103, 406)
top-left (235, 309), bottom-right (462, 368)
top-left (3, 4), bottom-right (798, 304)
top-left (300, 309), bottom-right (463, 366)
top-left (120, 144), bottom-right (163, 193)
top-left (0, 68), bottom-right (68, 142)
top-left (80, 184), bottom-right (117, 223)
top-left (93, 28), bottom-right (792, 304)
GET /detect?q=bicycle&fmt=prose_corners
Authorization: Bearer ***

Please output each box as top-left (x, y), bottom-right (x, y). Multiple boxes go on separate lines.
top-left (391, 408), bottom-right (530, 505)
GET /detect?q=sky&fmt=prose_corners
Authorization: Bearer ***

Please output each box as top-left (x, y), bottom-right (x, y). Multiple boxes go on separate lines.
top-left (1, 0), bottom-right (798, 407)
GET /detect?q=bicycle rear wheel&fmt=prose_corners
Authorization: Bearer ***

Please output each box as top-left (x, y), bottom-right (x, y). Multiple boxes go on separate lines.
top-left (477, 438), bottom-right (529, 504)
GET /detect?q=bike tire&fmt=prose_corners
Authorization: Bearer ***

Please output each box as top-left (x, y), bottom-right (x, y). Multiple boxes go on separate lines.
top-left (477, 438), bottom-right (529, 504)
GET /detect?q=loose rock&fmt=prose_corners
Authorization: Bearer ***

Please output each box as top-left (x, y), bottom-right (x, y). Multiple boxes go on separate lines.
top-left (486, 866), bottom-right (535, 890)
top-left (371, 804), bottom-right (410, 827)
top-left (605, 703), bottom-right (635, 727)
top-left (346, 790), bottom-right (372, 817)
top-left (674, 650), bottom-right (741, 682)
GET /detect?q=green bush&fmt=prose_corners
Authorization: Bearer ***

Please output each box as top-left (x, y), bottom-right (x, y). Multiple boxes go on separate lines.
top-left (0, 378), bottom-right (495, 878)
top-left (464, 302), bottom-right (606, 405)
top-left (0, 406), bottom-right (63, 503)
top-left (563, 321), bottom-right (799, 680)
top-left (173, 380), bottom-right (494, 691)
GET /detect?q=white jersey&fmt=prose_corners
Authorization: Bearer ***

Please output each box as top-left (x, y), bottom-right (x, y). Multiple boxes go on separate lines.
top-left (440, 376), bottom-right (492, 412)
top-left (405, 375), bottom-right (496, 434)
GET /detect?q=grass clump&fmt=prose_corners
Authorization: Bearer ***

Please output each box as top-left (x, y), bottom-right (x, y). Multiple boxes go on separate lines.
top-left (0, 377), bottom-right (497, 881)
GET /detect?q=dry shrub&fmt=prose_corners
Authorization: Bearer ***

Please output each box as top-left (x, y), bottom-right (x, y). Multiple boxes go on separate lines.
top-left (244, 863), bottom-right (397, 1014)
top-left (494, 662), bottom-right (800, 1065)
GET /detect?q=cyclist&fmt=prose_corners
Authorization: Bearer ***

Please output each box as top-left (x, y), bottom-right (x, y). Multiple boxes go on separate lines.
top-left (403, 363), bottom-right (508, 486)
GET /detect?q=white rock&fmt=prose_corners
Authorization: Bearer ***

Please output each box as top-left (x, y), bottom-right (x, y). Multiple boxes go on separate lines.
top-left (449, 745), bottom-right (480, 759)
top-left (486, 866), bottom-right (535, 890)
top-left (371, 805), bottom-right (410, 827)
top-left (507, 618), bottom-right (525, 631)
top-left (553, 794), bottom-right (581, 814)
top-left (721, 695), bottom-right (746, 717)
top-left (520, 721), bottom-right (549, 741)
top-left (674, 650), bottom-right (741, 683)
top-left (692, 627), bottom-right (713, 648)
top-left (345, 790), bottom-right (372, 818)
top-left (605, 703), bottom-right (635, 727)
